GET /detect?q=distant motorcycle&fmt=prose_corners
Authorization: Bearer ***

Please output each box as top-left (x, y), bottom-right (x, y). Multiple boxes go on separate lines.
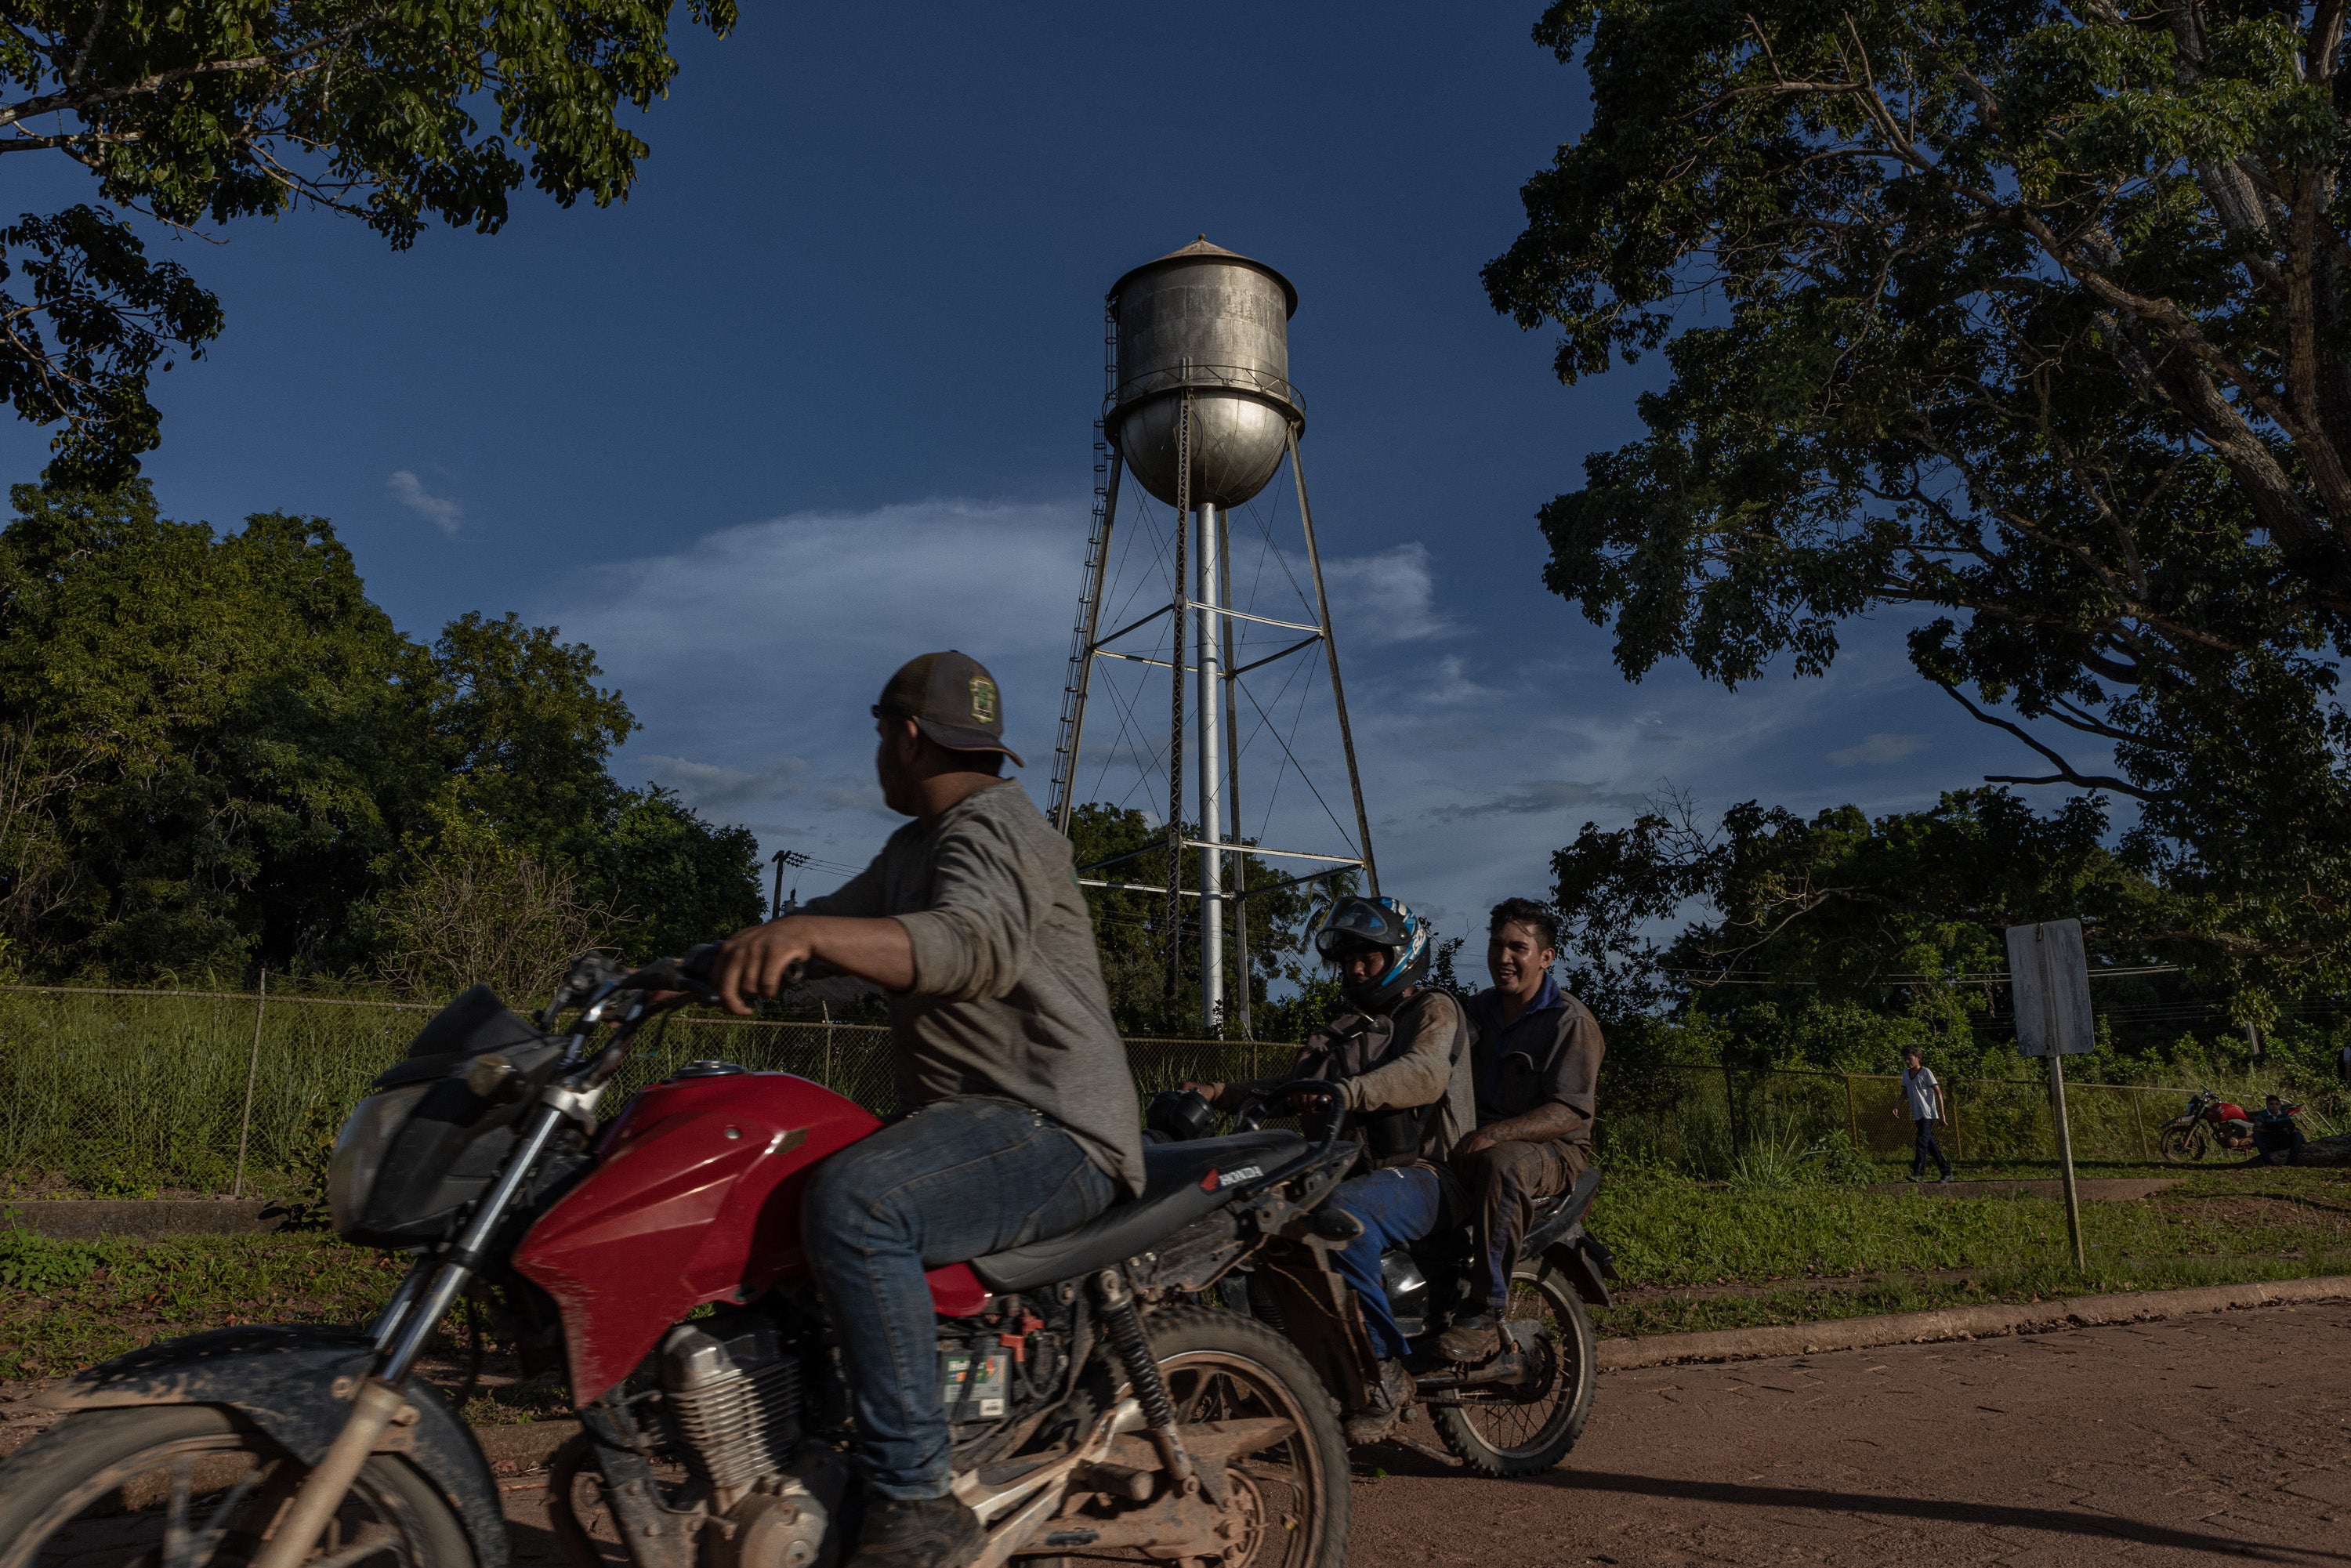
top-left (2160, 1088), bottom-right (2259, 1161)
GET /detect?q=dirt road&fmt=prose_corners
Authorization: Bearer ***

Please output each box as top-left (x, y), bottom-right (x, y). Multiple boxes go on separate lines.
top-left (495, 1301), bottom-right (2351, 1566)
top-left (1353, 1300), bottom-right (2351, 1566)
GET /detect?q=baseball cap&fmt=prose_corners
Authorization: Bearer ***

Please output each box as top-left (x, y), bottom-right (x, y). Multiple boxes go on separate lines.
top-left (873, 650), bottom-right (1025, 766)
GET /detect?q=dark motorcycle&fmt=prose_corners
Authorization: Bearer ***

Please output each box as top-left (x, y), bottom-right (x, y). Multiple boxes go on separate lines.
top-left (1148, 1088), bottom-right (1612, 1476)
top-left (0, 951), bottom-right (1361, 1568)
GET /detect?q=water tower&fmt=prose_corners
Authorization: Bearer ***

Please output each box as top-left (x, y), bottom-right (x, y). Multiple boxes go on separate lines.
top-left (1045, 237), bottom-right (1376, 1033)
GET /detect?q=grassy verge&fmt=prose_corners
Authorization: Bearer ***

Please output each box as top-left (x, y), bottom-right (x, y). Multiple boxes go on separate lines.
top-left (3, 1166), bottom-right (2343, 1382)
top-left (0, 1229), bottom-right (407, 1380)
top-left (1583, 1164), bottom-right (2351, 1336)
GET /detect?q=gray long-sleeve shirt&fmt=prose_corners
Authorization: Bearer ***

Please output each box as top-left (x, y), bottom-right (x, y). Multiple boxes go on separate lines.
top-left (806, 780), bottom-right (1146, 1197)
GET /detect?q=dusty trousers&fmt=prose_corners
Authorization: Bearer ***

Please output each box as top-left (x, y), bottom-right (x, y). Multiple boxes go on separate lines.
top-left (1452, 1138), bottom-right (1585, 1315)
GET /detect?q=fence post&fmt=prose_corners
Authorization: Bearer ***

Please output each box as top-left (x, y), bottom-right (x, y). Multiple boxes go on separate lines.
top-left (1843, 1075), bottom-right (1859, 1152)
top-left (2132, 1087), bottom-right (2151, 1162)
top-left (1948, 1078), bottom-right (1962, 1159)
top-left (821, 1001), bottom-right (834, 1092)
top-left (231, 969), bottom-right (267, 1200)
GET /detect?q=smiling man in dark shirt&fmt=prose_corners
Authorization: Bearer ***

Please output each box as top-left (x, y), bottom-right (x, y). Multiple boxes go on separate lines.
top-left (1436, 897), bottom-right (1603, 1363)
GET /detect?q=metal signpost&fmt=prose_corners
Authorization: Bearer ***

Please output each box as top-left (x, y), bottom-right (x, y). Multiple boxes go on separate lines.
top-left (2005, 918), bottom-right (2096, 1269)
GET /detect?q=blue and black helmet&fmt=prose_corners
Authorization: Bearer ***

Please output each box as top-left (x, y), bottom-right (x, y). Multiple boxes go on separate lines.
top-left (1313, 894), bottom-right (1431, 1010)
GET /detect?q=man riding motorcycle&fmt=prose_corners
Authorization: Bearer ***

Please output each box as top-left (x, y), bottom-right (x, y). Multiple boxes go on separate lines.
top-left (711, 650), bottom-right (1143, 1568)
top-left (1180, 895), bottom-right (1472, 1443)
top-left (1436, 898), bottom-right (1603, 1364)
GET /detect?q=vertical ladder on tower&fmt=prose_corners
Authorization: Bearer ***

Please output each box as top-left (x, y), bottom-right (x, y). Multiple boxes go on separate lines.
top-left (1048, 301), bottom-right (1121, 832)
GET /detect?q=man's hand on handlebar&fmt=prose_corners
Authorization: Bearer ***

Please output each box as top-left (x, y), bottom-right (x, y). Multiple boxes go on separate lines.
top-left (710, 918), bottom-right (820, 1016)
top-left (1179, 1079), bottom-right (1225, 1106)
top-left (708, 913), bottom-right (918, 1015)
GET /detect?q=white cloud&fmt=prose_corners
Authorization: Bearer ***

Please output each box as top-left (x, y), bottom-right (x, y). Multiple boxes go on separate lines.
top-left (1316, 542), bottom-right (1452, 645)
top-left (1432, 780), bottom-right (1649, 821)
top-left (388, 470), bottom-right (464, 535)
top-left (536, 498), bottom-right (1088, 879)
top-left (1827, 733), bottom-right (1932, 767)
top-left (530, 492), bottom-right (2066, 971)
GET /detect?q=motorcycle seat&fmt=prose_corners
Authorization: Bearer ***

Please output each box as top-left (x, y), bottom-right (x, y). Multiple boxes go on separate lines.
top-left (970, 1130), bottom-right (1303, 1295)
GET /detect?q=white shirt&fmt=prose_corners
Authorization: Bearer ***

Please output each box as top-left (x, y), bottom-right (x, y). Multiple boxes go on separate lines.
top-left (1902, 1066), bottom-right (1941, 1122)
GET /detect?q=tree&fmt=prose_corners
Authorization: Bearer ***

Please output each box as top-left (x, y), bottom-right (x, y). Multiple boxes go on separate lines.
top-left (1486, 0), bottom-right (2351, 987)
top-left (373, 832), bottom-right (613, 1005)
top-left (0, 481), bottom-right (758, 985)
top-left (0, 0), bottom-right (736, 483)
top-left (1547, 788), bottom-right (2274, 1075)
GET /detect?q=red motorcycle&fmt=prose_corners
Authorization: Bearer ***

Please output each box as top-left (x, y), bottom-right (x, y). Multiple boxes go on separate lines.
top-left (2159, 1088), bottom-right (2263, 1161)
top-left (0, 951), bottom-right (1356, 1568)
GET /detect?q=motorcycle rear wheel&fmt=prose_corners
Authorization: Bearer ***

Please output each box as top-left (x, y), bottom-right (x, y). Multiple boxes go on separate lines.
top-left (1429, 1266), bottom-right (1596, 1476)
top-left (0, 1403), bottom-right (476, 1568)
top-left (2160, 1124), bottom-right (2208, 1162)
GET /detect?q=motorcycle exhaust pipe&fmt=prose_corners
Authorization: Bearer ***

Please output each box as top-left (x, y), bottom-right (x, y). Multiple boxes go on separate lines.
top-left (248, 1378), bottom-right (411, 1568)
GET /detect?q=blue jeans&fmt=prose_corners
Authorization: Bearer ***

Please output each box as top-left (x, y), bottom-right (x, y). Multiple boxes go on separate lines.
top-left (1327, 1165), bottom-right (1445, 1360)
top-left (1911, 1117), bottom-right (1954, 1179)
top-left (802, 1096), bottom-right (1116, 1497)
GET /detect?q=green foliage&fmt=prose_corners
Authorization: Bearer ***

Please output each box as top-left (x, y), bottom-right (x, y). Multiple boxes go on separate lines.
top-left (0, 482), bottom-right (758, 988)
top-left (1586, 1166), bottom-right (2350, 1292)
top-left (0, 0), bottom-right (737, 483)
top-left (1489, 0), bottom-right (2351, 993)
top-left (1550, 788), bottom-right (2315, 1076)
top-left (0, 1229), bottom-right (410, 1378)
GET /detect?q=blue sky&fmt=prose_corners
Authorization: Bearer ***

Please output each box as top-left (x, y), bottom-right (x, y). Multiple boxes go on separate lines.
top-left (1, 2), bottom-right (2093, 977)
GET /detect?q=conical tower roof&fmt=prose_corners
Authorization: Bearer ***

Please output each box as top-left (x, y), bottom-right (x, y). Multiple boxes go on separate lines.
top-left (1109, 235), bottom-right (1297, 316)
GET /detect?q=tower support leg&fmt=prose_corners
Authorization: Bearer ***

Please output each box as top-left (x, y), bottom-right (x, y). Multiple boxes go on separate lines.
top-left (1288, 426), bottom-right (1378, 894)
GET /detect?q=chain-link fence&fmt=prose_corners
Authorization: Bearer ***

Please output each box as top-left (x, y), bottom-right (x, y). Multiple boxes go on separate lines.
top-left (1614, 1064), bottom-right (2342, 1175)
top-left (0, 984), bottom-right (2336, 1197)
top-left (0, 985), bottom-right (1303, 1199)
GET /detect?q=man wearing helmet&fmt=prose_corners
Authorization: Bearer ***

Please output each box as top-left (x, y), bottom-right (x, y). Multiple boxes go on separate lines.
top-left (1181, 893), bottom-right (1472, 1443)
top-left (1435, 897), bottom-right (1603, 1364)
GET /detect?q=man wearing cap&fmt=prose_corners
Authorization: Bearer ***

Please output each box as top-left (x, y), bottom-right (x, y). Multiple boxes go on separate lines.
top-left (711, 651), bottom-right (1143, 1568)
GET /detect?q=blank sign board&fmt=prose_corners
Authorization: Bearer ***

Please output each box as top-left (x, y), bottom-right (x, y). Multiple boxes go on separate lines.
top-left (2005, 919), bottom-right (2096, 1056)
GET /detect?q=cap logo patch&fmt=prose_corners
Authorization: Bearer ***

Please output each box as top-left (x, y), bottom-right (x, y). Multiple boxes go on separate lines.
top-left (969, 676), bottom-right (998, 724)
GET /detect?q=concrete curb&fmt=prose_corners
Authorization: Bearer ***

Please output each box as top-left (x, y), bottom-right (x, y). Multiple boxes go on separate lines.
top-left (1595, 1273), bottom-right (2351, 1371)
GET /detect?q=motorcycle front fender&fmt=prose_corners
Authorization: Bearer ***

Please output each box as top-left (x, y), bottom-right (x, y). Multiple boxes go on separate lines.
top-left (32, 1324), bottom-right (505, 1568)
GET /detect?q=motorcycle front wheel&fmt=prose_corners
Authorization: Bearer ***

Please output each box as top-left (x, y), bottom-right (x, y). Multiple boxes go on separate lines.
top-left (1121, 1305), bottom-right (1350, 1568)
top-left (2160, 1123), bottom-right (2209, 1161)
top-left (1429, 1266), bottom-right (1597, 1476)
top-left (0, 1403), bottom-right (477, 1568)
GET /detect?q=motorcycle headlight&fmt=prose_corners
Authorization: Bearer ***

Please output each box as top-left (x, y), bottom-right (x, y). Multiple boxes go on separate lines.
top-left (328, 1085), bottom-right (431, 1240)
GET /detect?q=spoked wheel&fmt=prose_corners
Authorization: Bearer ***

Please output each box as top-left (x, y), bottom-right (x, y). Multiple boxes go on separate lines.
top-left (1429, 1266), bottom-right (1596, 1476)
top-left (0, 1405), bottom-right (476, 1568)
top-left (2161, 1124), bottom-right (2209, 1162)
top-left (1101, 1306), bottom-right (1349, 1568)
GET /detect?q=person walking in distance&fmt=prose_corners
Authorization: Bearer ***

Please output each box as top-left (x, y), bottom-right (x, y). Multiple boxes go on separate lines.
top-left (1896, 1045), bottom-right (1954, 1182)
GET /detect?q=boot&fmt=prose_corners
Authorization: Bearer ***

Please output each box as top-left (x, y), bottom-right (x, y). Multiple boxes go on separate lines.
top-left (846, 1492), bottom-right (985, 1568)
top-left (1343, 1357), bottom-right (1411, 1446)
top-left (1436, 1313), bottom-right (1500, 1363)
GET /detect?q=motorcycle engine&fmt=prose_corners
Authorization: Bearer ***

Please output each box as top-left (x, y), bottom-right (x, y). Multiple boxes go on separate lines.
top-left (660, 1310), bottom-right (843, 1568)
top-left (658, 1310), bottom-right (804, 1496)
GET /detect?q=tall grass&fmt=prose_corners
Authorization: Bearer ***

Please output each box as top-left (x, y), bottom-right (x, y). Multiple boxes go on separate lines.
top-left (0, 987), bottom-right (1283, 1198)
top-left (0, 983), bottom-right (2332, 1198)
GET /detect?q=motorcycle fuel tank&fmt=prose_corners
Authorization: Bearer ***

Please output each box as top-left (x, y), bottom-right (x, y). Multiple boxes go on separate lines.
top-left (512, 1073), bottom-right (990, 1403)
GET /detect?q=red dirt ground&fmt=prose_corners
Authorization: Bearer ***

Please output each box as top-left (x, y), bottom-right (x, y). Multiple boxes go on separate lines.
top-left (484, 1301), bottom-right (2351, 1566)
top-left (1349, 1301), bottom-right (2351, 1567)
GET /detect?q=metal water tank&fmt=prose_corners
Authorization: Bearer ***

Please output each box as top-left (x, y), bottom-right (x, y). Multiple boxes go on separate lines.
top-left (1106, 237), bottom-right (1302, 510)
